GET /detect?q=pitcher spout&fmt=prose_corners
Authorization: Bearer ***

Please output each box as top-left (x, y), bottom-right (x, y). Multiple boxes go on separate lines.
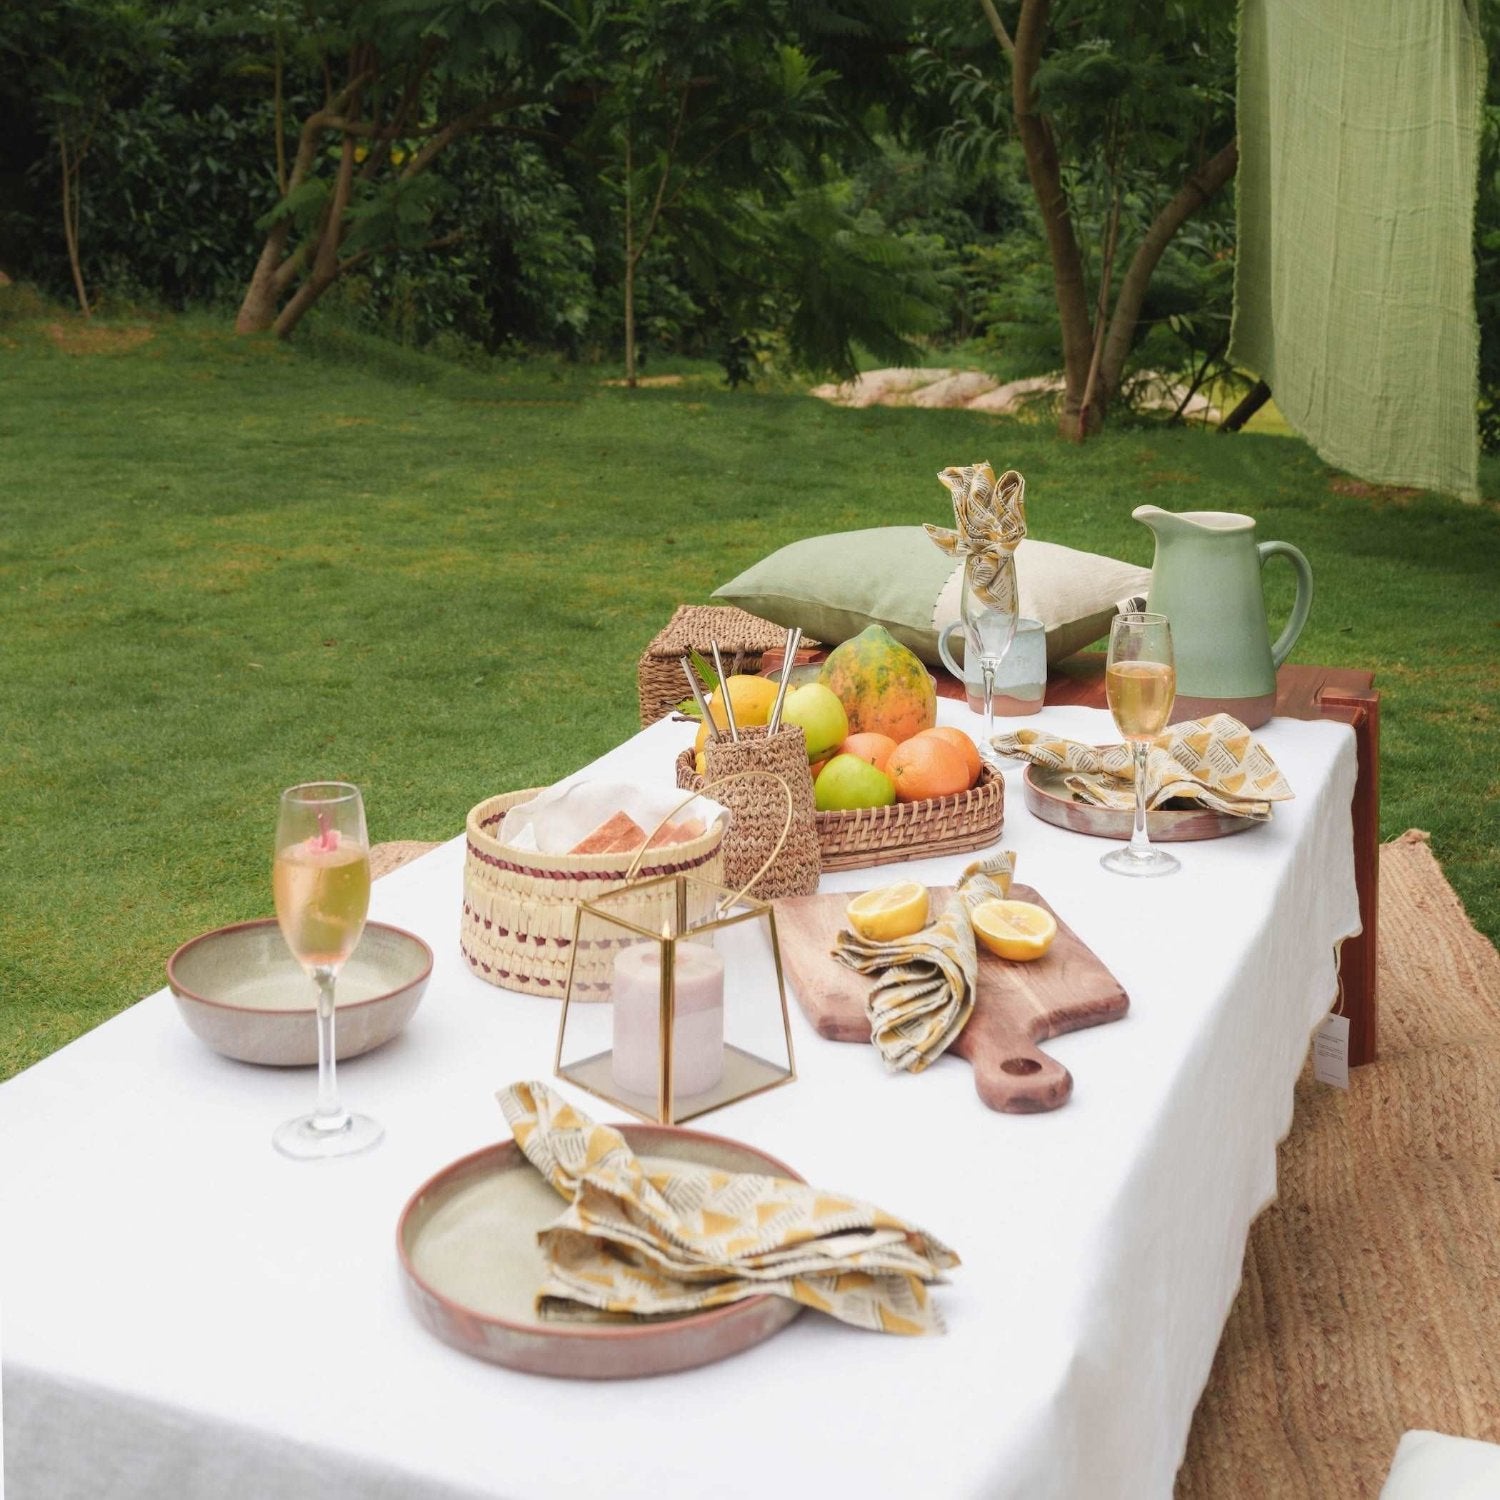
top-left (1132, 504), bottom-right (1254, 536)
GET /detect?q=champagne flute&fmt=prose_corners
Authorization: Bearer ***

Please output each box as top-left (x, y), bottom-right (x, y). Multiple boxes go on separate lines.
top-left (271, 782), bottom-right (383, 1159)
top-left (968, 603), bottom-right (1019, 735)
top-left (1101, 613), bottom-right (1181, 878)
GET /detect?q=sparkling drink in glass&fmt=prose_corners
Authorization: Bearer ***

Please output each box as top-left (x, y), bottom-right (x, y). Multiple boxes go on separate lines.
top-left (271, 782), bottom-right (384, 1159)
top-left (1100, 614), bottom-right (1180, 878)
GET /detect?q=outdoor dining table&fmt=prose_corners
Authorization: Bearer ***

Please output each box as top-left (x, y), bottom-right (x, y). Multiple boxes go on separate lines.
top-left (0, 699), bottom-right (1360, 1500)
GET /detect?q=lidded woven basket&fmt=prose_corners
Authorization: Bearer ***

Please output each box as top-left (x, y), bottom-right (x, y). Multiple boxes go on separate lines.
top-left (637, 604), bottom-right (817, 727)
top-left (462, 788), bottom-right (726, 999)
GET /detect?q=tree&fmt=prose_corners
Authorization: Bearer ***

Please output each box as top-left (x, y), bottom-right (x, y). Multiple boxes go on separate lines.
top-left (556, 0), bottom-right (948, 383)
top-left (9, 1), bottom-right (166, 317)
top-left (929, 0), bottom-right (1237, 436)
top-left (234, 0), bottom-right (562, 338)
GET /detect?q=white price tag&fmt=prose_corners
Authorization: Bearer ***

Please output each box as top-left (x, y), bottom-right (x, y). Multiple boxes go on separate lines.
top-left (1313, 1012), bottom-right (1350, 1090)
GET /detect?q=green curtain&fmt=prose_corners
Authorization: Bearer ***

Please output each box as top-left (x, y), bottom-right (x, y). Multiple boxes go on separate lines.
top-left (1232, 0), bottom-right (1485, 501)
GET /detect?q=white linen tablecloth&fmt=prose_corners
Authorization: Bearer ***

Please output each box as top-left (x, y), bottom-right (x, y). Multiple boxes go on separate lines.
top-left (0, 703), bottom-right (1359, 1500)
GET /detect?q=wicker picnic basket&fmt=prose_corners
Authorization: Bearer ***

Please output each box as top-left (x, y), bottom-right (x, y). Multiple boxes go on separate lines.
top-left (676, 750), bottom-right (1005, 873)
top-left (637, 605), bottom-right (817, 727)
top-left (462, 789), bottom-right (726, 999)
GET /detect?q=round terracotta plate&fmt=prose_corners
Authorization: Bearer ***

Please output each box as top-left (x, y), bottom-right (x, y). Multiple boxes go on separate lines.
top-left (1022, 763), bottom-right (1259, 842)
top-left (397, 1126), bottom-right (804, 1379)
top-left (167, 919), bottom-right (432, 1065)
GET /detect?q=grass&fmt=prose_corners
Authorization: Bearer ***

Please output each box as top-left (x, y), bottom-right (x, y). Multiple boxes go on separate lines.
top-left (3, 307), bottom-right (1498, 1080)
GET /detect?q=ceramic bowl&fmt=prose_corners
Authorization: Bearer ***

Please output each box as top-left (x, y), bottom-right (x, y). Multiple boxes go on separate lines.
top-left (167, 919), bottom-right (433, 1066)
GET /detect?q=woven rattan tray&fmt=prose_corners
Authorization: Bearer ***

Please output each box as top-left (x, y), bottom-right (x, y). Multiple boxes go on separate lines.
top-left (676, 750), bottom-right (1003, 872)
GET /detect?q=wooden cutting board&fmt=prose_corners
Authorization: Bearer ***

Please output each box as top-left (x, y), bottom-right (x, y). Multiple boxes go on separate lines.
top-left (772, 884), bottom-right (1128, 1113)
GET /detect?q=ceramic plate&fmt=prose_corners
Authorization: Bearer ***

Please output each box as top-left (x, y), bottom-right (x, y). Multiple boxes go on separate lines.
top-left (397, 1126), bottom-right (804, 1379)
top-left (167, 919), bottom-right (432, 1065)
top-left (1022, 763), bottom-right (1259, 842)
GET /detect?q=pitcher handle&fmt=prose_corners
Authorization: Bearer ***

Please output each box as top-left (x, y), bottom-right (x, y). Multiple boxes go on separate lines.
top-left (1258, 540), bottom-right (1314, 669)
top-left (937, 620), bottom-right (967, 682)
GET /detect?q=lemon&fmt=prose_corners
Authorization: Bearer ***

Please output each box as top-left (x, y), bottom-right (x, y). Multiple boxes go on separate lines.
top-left (693, 675), bottom-right (780, 753)
top-left (970, 899), bottom-right (1057, 962)
top-left (845, 882), bottom-right (930, 942)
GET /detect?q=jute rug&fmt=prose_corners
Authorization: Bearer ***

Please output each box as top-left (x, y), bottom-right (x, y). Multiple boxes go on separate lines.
top-left (1177, 830), bottom-right (1500, 1497)
top-left (371, 833), bottom-right (1500, 1494)
top-left (369, 840), bottom-right (441, 881)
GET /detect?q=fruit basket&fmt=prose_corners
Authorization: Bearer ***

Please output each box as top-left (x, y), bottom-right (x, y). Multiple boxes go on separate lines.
top-left (675, 751), bottom-right (1004, 873)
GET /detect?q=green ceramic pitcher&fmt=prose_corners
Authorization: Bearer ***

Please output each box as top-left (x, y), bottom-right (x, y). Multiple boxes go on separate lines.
top-left (1132, 506), bottom-right (1313, 729)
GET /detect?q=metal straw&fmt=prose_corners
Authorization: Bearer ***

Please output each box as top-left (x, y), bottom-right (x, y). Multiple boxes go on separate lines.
top-left (680, 657), bottom-right (722, 742)
top-left (767, 627), bottom-right (803, 733)
top-left (710, 642), bottom-right (740, 741)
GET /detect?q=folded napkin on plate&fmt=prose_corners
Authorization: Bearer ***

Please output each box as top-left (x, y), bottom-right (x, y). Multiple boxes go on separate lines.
top-left (497, 1081), bottom-right (959, 1335)
top-left (990, 714), bottom-right (1293, 820)
top-left (831, 852), bottom-right (1016, 1074)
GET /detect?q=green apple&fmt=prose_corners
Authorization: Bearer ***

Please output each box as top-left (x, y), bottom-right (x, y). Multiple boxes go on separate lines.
top-left (814, 753), bottom-right (896, 811)
top-left (781, 683), bottom-right (848, 761)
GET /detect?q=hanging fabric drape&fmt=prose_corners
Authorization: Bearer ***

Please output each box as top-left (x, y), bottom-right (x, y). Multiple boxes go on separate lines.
top-left (1231, 0), bottom-right (1485, 501)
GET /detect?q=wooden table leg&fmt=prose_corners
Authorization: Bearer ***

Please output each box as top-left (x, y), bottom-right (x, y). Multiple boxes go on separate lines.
top-left (1316, 686), bottom-right (1380, 1066)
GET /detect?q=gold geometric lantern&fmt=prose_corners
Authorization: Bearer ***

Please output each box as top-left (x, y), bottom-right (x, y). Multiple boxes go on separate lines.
top-left (555, 873), bottom-right (796, 1126)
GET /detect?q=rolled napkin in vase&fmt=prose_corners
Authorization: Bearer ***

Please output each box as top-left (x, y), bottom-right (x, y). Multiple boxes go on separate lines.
top-left (498, 1081), bottom-right (958, 1335)
top-left (990, 714), bottom-right (1294, 820)
top-left (832, 852), bottom-right (1017, 1074)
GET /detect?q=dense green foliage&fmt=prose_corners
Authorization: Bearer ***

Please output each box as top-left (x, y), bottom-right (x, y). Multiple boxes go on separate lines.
top-left (0, 0), bottom-right (1252, 399)
top-left (2, 308), bottom-right (1497, 1078)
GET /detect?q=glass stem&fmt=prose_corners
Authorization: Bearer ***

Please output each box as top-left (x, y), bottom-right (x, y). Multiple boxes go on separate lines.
top-left (982, 660), bottom-right (996, 733)
top-left (312, 968), bottom-right (349, 1133)
top-left (1128, 740), bottom-right (1152, 857)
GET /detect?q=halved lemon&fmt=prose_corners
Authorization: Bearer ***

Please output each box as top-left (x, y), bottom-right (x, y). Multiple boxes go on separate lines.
top-left (846, 882), bottom-right (930, 942)
top-left (970, 899), bottom-right (1057, 962)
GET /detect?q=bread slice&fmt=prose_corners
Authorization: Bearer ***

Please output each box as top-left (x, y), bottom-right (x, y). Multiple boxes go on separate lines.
top-left (569, 810), bottom-right (649, 855)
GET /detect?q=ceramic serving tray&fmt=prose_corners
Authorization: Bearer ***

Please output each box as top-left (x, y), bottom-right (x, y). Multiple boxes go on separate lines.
top-left (397, 1125), bottom-right (804, 1379)
top-left (1022, 763), bottom-right (1259, 842)
top-left (167, 919), bottom-right (432, 1065)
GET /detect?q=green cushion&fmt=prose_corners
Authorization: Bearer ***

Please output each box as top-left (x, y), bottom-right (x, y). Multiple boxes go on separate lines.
top-left (714, 528), bottom-right (953, 662)
top-left (713, 527), bottom-right (1150, 667)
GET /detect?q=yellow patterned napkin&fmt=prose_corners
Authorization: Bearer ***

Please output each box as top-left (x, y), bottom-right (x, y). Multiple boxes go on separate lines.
top-left (497, 1081), bottom-right (959, 1335)
top-left (831, 852), bottom-right (1016, 1073)
top-left (991, 714), bottom-right (1294, 820)
top-left (925, 462), bottom-right (1026, 609)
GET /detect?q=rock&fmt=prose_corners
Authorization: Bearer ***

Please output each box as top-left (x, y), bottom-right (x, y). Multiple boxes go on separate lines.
top-left (966, 374), bottom-right (1065, 415)
top-left (907, 370), bottom-right (1001, 408)
top-left (809, 367), bottom-right (954, 407)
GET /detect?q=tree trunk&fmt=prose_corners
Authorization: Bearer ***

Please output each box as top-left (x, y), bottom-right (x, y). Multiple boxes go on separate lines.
top-left (622, 126), bottom-right (637, 387)
top-left (1096, 139), bottom-right (1240, 405)
top-left (235, 220), bottom-right (290, 333)
top-left (1009, 0), bottom-right (1093, 431)
top-left (59, 135), bottom-right (90, 319)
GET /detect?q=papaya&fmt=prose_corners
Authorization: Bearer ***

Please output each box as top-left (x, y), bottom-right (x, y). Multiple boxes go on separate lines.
top-left (818, 624), bottom-right (937, 743)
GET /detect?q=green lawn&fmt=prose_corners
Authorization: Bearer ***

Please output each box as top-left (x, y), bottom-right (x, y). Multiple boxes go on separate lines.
top-left (4, 310), bottom-right (1498, 1079)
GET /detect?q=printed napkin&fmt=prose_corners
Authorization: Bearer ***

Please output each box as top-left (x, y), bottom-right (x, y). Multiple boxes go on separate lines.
top-left (831, 852), bottom-right (1016, 1073)
top-left (497, 1081), bottom-right (959, 1335)
top-left (990, 714), bottom-right (1294, 820)
top-left (925, 462), bottom-right (1026, 610)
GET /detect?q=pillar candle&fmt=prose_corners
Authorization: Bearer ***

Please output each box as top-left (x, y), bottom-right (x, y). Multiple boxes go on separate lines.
top-left (611, 939), bottom-right (725, 1100)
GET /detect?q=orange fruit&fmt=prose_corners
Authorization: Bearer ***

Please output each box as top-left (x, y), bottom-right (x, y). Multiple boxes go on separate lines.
top-left (917, 726), bottom-right (982, 789)
top-left (886, 735), bottom-right (971, 803)
top-left (838, 732), bottom-right (899, 774)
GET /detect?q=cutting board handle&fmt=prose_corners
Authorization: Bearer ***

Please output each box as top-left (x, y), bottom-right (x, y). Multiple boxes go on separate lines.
top-left (958, 1030), bottom-right (1073, 1113)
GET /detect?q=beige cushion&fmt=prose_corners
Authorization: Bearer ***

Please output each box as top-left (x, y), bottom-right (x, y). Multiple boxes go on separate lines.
top-left (712, 526), bottom-right (1149, 668)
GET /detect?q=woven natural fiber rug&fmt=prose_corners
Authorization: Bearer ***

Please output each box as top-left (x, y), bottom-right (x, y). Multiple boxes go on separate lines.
top-left (369, 840), bottom-right (441, 881)
top-left (1177, 830), bottom-right (1500, 1498)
